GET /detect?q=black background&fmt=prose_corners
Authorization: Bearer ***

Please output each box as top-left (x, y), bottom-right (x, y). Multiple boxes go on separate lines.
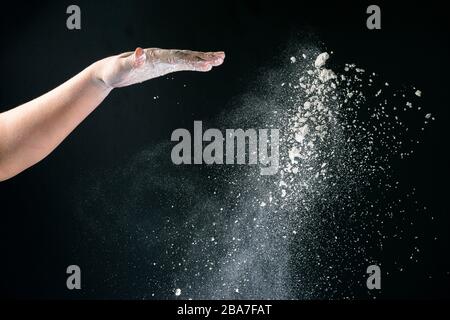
top-left (0, 0), bottom-right (449, 299)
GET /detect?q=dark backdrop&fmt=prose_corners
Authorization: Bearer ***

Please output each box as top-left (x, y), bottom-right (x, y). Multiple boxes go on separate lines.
top-left (0, 0), bottom-right (449, 299)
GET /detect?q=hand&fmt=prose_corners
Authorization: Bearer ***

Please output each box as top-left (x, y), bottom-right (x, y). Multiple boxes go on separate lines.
top-left (95, 47), bottom-right (225, 89)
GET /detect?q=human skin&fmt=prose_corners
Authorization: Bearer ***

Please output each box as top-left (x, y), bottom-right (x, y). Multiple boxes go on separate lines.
top-left (0, 47), bottom-right (225, 181)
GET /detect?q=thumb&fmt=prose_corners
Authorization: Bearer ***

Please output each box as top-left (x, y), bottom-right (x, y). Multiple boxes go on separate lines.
top-left (132, 47), bottom-right (147, 68)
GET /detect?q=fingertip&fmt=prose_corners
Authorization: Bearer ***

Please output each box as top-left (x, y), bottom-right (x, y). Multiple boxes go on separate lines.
top-left (212, 52), bottom-right (225, 65)
top-left (214, 51), bottom-right (225, 59)
top-left (196, 63), bottom-right (213, 72)
top-left (208, 57), bottom-right (224, 67)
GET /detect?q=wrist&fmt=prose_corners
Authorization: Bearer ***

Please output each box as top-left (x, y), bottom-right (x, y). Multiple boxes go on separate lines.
top-left (88, 59), bottom-right (115, 92)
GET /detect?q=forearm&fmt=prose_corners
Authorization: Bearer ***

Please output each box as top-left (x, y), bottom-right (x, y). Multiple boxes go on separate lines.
top-left (0, 47), bottom-right (224, 181)
top-left (0, 60), bottom-right (112, 181)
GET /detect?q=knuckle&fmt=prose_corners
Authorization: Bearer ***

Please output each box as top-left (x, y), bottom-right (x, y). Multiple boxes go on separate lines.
top-left (146, 48), bottom-right (159, 59)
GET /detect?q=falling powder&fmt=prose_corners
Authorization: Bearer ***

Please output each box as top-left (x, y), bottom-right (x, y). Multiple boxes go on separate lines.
top-left (74, 43), bottom-right (436, 300)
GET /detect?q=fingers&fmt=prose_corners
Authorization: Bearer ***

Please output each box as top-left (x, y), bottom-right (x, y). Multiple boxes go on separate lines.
top-left (202, 51), bottom-right (226, 64)
top-left (180, 50), bottom-right (225, 71)
top-left (144, 48), bottom-right (225, 72)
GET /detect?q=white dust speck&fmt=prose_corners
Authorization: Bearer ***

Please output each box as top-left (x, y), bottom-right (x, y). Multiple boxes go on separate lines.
top-left (314, 52), bottom-right (330, 68)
